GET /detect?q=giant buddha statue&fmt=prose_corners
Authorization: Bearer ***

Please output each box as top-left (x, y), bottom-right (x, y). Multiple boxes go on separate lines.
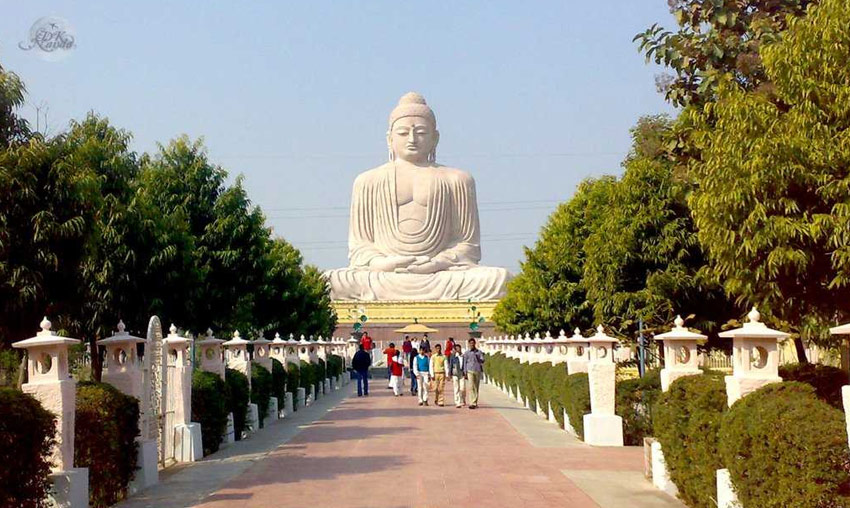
top-left (325, 92), bottom-right (510, 301)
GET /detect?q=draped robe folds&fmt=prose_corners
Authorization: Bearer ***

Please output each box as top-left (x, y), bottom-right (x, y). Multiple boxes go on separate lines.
top-left (325, 163), bottom-right (510, 301)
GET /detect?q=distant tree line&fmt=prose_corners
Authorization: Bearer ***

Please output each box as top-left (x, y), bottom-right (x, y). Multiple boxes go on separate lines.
top-left (0, 63), bottom-right (336, 379)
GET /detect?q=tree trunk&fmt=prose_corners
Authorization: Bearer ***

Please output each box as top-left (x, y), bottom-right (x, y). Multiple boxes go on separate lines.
top-left (90, 335), bottom-right (102, 382)
top-left (793, 336), bottom-right (808, 364)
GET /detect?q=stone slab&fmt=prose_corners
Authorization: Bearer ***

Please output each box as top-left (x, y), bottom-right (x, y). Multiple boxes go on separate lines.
top-left (562, 470), bottom-right (686, 508)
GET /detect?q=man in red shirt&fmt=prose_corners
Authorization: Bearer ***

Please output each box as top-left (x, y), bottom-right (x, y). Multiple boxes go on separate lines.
top-left (383, 342), bottom-right (397, 386)
top-left (361, 332), bottom-right (374, 377)
top-left (445, 337), bottom-right (455, 356)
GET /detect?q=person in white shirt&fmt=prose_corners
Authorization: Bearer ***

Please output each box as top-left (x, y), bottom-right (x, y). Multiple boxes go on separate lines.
top-left (412, 349), bottom-right (431, 406)
top-left (448, 345), bottom-right (466, 408)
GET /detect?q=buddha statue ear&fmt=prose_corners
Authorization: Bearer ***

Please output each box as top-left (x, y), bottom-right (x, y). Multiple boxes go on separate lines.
top-left (428, 129), bottom-right (440, 163)
top-left (386, 131), bottom-right (395, 161)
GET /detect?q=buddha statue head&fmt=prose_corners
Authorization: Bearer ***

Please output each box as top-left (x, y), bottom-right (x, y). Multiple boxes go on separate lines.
top-left (387, 92), bottom-right (440, 165)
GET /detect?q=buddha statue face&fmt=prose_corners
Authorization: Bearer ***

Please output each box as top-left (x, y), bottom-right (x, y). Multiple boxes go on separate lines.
top-left (387, 116), bottom-right (439, 165)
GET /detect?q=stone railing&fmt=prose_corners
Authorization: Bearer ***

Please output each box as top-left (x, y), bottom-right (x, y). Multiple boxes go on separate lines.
top-left (481, 308), bottom-right (850, 507)
top-left (12, 316), bottom-right (351, 508)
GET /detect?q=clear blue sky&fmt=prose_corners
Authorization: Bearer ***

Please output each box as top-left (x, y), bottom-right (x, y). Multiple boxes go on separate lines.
top-left (1, 1), bottom-right (674, 272)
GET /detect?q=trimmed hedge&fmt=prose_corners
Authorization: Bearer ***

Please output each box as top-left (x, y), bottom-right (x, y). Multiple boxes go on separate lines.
top-left (75, 381), bottom-right (139, 508)
top-left (286, 362), bottom-right (300, 411)
top-left (271, 359), bottom-right (287, 405)
top-left (545, 365), bottom-right (569, 428)
top-left (300, 360), bottom-right (317, 395)
top-left (653, 374), bottom-right (727, 508)
top-left (779, 362), bottom-right (849, 410)
top-left (251, 364), bottom-right (272, 428)
top-left (225, 368), bottom-right (250, 440)
top-left (562, 373), bottom-right (590, 439)
top-left (615, 369), bottom-right (661, 446)
top-left (719, 382), bottom-right (850, 508)
top-left (192, 370), bottom-right (228, 455)
top-left (0, 387), bottom-right (56, 508)
top-left (327, 354), bottom-right (343, 378)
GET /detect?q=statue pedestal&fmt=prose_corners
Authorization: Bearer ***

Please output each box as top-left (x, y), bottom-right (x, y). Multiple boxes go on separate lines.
top-left (331, 300), bottom-right (499, 344)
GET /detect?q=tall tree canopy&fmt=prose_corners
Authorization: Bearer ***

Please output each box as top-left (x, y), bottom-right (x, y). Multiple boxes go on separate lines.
top-left (687, 0), bottom-right (850, 348)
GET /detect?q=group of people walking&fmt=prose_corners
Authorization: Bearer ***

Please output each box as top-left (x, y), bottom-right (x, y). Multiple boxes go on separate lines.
top-left (350, 335), bottom-right (485, 409)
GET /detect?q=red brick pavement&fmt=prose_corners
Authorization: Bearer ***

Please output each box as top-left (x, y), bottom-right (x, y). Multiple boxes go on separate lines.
top-left (196, 380), bottom-right (645, 508)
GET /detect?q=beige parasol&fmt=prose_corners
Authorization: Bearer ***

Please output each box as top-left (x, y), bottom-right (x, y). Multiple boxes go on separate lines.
top-left (393, 323), bottom-right (439, 334)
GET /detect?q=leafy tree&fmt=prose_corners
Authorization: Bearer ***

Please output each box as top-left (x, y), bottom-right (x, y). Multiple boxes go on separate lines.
top-left (582, 116), bottom-right (735, 338)
top-left (493, 177), bottom-right (614, 335)
top-left (0, 64), bottom-right (30, 148)
top-left (635, 0), bottom-right (815, 108)
top-left (686, 0), bottom-right (850, 353)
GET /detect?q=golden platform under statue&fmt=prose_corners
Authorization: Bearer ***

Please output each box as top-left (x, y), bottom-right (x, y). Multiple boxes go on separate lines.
top-left (331, 300), bottom-right (498, 344)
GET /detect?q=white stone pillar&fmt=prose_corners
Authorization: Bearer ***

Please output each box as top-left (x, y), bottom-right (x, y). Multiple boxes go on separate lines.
top-left (550, 330), bottom-right (569, 366)
top-left (196, 328), bottom-right (225, 379)
top-left (163, 325), bottom-right (202, 462)
top-left (99, 321), bottom-right (157, 493)
top-left (719, 307), bottom-right (788, 407)
top-left (269, 332), bottom-right (287, 369)
top-left (223, 331), bottom-right (257, 433)
top-left (252, 335), bottom-right (272, 373)
top-left (713, 308), bottom-right (787, 507)
top-left (565, 328), bottom-right (589, 375)
top-left (654, 316), bottom-right (706, 392)
top-left (582, 325), bottom-right (623, 447)
top-left (829, 323), bottom-right (850, 449)
top-left (13, 318), bottom-right (89, 508)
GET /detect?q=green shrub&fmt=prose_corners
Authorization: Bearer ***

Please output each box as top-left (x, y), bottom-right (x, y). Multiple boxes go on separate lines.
top-left (327, 354), bottom-right (343, 378)
top-left (251, 364), bottom-right (272, 428)
top-left (225, 368), bottom-right (250, 440)
top-left (531, 362), bottom-right (553, 414)
top-left (719, 382), bottom-right (850, 508)
top-left (0, 349), bottom-right (21, 388)
top-left (271, 359), bottom-right (287, 404)
top-left (545, 365), bottom-right (569, 428)
top-left (75, 381), bottom-right (139, 508)
top-left (300, 361), bottom-right (316, 393)
top-left (192, 370), bottom-right (228, 455)
top-left (616, 369), bottom-right (661, 446)
top-left (561, 373), bottom-right (590, 439)
top-left (653, 374), bottom-right (727, 508)
top-left (519, 363), bottom-right (536, 411)
top-left (317, 359), bottom-right (327, 387)
top-left (0, 387), bottom-right (56, 508)
top-left (286, 362), bottom-right (300, 411)
top-left (779, 362), bottom-right (849, 410)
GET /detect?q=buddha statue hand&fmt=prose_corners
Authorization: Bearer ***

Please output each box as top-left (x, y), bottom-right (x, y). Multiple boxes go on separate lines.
top-left (395, 256), bottom-right (455, 274)
top-left (368, 255), bottom-right (418, 272)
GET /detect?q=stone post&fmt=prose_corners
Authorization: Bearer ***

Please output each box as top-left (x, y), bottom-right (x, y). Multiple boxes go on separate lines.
top-left (196, 329), bottom-right (225, 379)
top-left (163, 324), bottom-right (202, 462)
top-left (223, 331), bottom-right (258, 432)
top-left (99, 321), bottom-right (157, 493)
top-left (582, 325), bottom-right (623, 447)
top-left (565, 328), bottom-right (589, 375)
top-left (829, 323), bottom-right (850, 447)
top-left (715, 307), bottom-right (788, 508)
top-left (654, 316), bottom-right (706, 392)
top-left (252, 335), bottom-right (272, 373)
top-left (549, 330), bottom-right (569, 366)
top-left (269, 332), bottom-right (287, 368)
top-left (13, 317), bottom-right (89, 508)
top-left (719, 307), bottom-right (788, 407)
top-left (648, 316), bottom-right (706, 498)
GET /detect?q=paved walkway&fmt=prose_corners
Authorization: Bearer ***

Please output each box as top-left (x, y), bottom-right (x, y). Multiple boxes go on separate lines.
top-left (122, 376), bottom-right (683, 508)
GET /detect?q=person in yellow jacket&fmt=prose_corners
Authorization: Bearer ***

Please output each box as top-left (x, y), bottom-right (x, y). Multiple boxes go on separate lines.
top-left (429, 343), bottom-right (447, 406)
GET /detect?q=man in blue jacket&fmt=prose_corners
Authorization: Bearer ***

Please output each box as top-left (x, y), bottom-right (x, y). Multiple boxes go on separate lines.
top-left (352, 343), bottom-right (372, 396)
